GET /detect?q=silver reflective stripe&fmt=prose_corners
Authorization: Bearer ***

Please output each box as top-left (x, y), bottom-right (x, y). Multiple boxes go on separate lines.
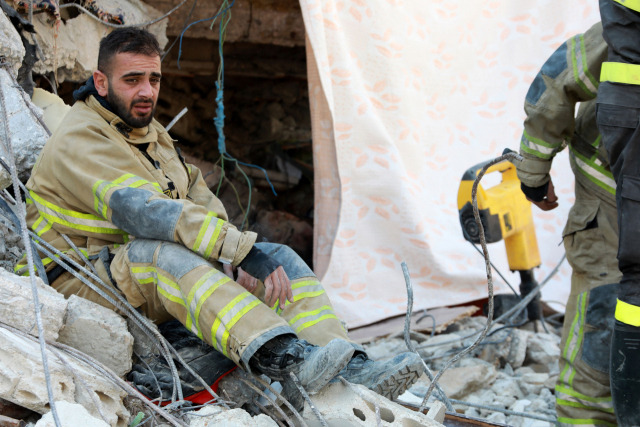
top-left (186, 269), bottom-right (230, 337)
top-left (571, 149), bottom-right (616, 194)
top-left (556, 385), bottom-right (614, 411)
top-left (210, 293), bottom-right (261, 354)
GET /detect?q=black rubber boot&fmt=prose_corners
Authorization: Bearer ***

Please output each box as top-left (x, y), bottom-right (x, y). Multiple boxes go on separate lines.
top-left (335, 352), bottom-right (424, 401)
top-left (610, 320), bottom-right (640, 426)
top-left (250, 335), bottom-right (355, 394)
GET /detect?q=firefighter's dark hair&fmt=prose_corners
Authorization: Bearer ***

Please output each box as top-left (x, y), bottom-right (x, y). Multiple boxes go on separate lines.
top-left (98, 28), bottom-right (162, 74)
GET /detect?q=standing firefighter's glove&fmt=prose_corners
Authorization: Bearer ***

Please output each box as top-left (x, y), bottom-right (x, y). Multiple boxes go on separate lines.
top-left (520, 181), bottom-right (549, 203)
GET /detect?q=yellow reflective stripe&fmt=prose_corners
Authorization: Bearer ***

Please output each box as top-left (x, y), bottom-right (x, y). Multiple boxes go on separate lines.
top-left (289, 305), bottom-right (339, 334)
top-left (557, 417), bottom-right (617, 427)
top-left (560, 293), bottom-right (586, 386)
top-left (131, 266), bottom-right (157, 284)
top-left (569, 147), bottom-right (616, 195)
top-left (32, 215), bottom-right (52, 236)
top-left (204, 219), bottom-right (224, 259)
top-left (186, 270), bottom-right (229, 338)
top-left (92, 174), bottom-right (162, 218)
top-left (30, 190), bottom-right (124, 235)
top-left (615, 299), bottom-right (640, 326)
top-left (157, 273), bottom-right (186, 307)
top-left (571, 35), bottom-right (598, 96)
top-left (601, 61), bottom-right (640, 85)
top-left (221, 299), bottom-right (262, 354)
top-left (210, 292), bottom-right (260, 356)
top-left (613, 0), bottom-right (640, 13)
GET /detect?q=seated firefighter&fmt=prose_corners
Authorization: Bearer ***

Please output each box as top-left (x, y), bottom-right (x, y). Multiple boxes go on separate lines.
top-left (23, 27), bottom-right (422, 402)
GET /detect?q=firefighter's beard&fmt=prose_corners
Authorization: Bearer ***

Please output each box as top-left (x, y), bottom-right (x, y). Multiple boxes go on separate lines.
top-left (107, 86), bottom-right (156, 128)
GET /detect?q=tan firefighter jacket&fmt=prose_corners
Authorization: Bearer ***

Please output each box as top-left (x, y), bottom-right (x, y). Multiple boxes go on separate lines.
top-left (517, 21), bottom-right (615, 203)
top-left (23, 95), bottom-right (256, 273)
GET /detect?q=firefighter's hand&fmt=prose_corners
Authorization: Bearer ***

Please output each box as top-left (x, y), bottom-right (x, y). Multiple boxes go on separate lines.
top-left (236, 267), bottom-right (258, 293)
top-left (223, 264), bottom-right (259, 293)
top-left (527, 179), bottom-right (558, 211)
top-left (264, 266), bottom-right (293, 310)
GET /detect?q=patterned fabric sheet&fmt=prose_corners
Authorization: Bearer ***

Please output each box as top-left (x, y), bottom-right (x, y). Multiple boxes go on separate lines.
top-left (302, 0), bottom-right (600, 328)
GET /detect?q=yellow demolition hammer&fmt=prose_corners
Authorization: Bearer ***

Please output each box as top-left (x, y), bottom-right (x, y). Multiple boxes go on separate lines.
top-left (456, 157), bottom-right (542, 322)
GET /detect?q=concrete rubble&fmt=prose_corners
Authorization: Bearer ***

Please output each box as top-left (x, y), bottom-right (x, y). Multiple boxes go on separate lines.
top-left (0, 66), bottom-right (49, 190)
top-left (30, 0), bottom-right (168, 83)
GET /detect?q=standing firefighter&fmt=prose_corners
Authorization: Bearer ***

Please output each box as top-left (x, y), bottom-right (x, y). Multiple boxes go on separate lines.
top-left (23, 27), bottom-right (422, 403)
top-left (516, 22), bottom-right (622, 426)
top-left (596, 0), bottom-right (640, 424)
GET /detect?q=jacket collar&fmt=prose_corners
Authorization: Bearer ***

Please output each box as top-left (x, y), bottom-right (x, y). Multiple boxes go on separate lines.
top-left (85, 95), bottom-right (158, 144)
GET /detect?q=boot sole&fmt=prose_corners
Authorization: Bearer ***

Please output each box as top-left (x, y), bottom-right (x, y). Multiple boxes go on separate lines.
top-left (371, 363), bottom-right (422, 401)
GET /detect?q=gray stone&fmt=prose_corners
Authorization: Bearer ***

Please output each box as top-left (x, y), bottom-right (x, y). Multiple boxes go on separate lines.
top-left (518, 372), bottom-right (549, 396)
top-left (486, 411), bottom-right (507, 425)
top-left (0, 9), bottom-right (25, 75)
top-left (57, 295), bottom-right (134, 378)
top-left (0, 268), bottom-right (67, 342)
top-left (491, 376), bottom-right (524, 401)
top-left (0, 328), bottom-right (129, 427)
top-left (35, 401), bottom-right (109, 427)
top-left (0, 67), bottom-right (49, 190)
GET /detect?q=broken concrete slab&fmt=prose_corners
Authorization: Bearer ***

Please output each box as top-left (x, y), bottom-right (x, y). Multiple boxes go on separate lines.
top-left (304, 382), bottom-right (443, 426)
top-left (187, 405), bottom-right (278, 427)
top-left (0, 67), bottom-right (49, 190)
top-left (57, 294), bottom-right (134, 378)
top-left (0, 7), bottom-right (25, 76)
top-left (0, 327), bottom-right (129, 427)
top-left (35, 400), bottom-right (109, 427)
top-left (0, 268), bottom-right (67, 342)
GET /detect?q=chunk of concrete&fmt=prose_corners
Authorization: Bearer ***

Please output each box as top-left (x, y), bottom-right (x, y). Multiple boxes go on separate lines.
top-left (31, 1), bottom-right (167, 83)
top-left (413, 360), bottom-right (497, 400)
top-left (187, 405), bottom-right (278, 427)
top-left (35, 401), bottom-right (109, 427)
top-left (0, 8), bottom-right (25, 76)
top-left (0, 268), bottom-right (67, 342)
top-left (303, 382), bottom-right (443, 426)
top-left (477, 328), bottom-right (530, 368)
top-left (0, 67), bottom-right (49, 190)
top-left (0, 328), bottom-right (129, 427)
top-left (426, 400), bottom-right (446, 424)
top-left (525, 333), bottom-right (560, 371)
top-left (57, 294), bottom-right (134, 378)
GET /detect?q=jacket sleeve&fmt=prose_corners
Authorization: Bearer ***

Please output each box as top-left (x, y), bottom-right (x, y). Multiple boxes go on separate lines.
top-left (56, 124), bottom-right (255, 266)
top-left (517, 22), bottom-right (607, 188)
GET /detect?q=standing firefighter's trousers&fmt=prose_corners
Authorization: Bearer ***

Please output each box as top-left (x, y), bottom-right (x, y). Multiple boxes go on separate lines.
top-left (556, 179), bottom-right (620, 426)
top-left (106, 240), bottom-right (352, 367)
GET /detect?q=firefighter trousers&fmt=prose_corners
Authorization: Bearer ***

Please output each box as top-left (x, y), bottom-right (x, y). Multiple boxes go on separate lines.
top-left (54, 240), bottom-right (353, 368)
top-left (556, 179), bottom-right (620, 426)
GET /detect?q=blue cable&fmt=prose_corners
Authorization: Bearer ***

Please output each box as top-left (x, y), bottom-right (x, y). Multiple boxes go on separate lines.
top-left (176, 0), bottom-right (278, 196)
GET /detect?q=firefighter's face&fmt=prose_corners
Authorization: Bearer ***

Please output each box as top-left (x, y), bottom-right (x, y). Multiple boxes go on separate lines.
top-left (94, 52), bottom-right (161, 128)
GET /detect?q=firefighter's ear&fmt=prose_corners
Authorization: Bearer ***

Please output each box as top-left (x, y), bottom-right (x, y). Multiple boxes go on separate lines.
top-left (93, 70), bottom-right (109, 97)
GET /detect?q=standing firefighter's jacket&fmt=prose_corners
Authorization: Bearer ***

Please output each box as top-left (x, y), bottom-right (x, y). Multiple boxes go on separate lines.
top-left (517, 22), bottom-right (615, 203)
top-left (25, 95), bottom-right (257, 278)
